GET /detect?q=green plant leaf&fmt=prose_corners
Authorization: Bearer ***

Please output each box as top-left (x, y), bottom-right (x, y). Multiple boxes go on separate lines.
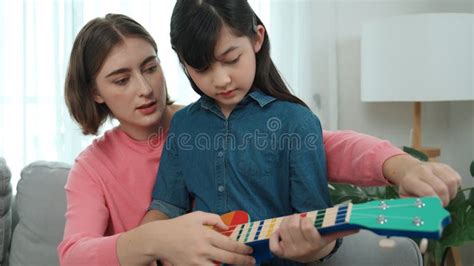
top-left (328, 179), bottom-right (474, 266)
top-left (425, 240), bottom-right (447, 266)
top-left (402, 146), bottom-right (428, 162)
top-left (469, 189), bottom-right (474, 206)
top-left (424, 188), bottom-right (474, 265)
top-left (328, 183), bottom-right (370, 204)
top-left (328, 183), bottom-right (399, 205)
top-left (470, 160), bottom-right (474, 177)
top-left (446, 189), bottom-right (467, 213)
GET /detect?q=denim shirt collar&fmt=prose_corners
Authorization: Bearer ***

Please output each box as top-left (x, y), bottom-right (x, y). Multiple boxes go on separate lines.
top-left (247, 89), bottom-right (277, 107)
top-left (197, 88), bottom-right (276, 112)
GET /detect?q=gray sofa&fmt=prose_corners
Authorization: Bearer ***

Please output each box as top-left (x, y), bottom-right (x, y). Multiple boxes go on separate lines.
top-left (0, 157), bottom-right (423, 266)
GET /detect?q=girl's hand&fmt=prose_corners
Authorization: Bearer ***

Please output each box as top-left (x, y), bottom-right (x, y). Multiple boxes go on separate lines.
top-left (154, 211), bottom-right (255, 265)
top-left (268, 214), bottom-right (358, 263)
top-left (383, 155), bottom-right (461, 206)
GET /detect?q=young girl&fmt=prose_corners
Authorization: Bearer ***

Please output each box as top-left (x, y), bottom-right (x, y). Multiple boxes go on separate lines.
top-left (145, 1), bottom-right (345, 264)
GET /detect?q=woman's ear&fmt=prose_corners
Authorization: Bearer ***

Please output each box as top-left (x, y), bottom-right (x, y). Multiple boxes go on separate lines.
top-left (93, 90), bottom-right (105, 104)
top-left (253, 25), bottom-right (265, 53)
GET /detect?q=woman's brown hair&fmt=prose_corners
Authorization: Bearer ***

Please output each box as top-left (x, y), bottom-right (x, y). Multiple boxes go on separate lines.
top-left (65, 13), bottom-right (173, 135)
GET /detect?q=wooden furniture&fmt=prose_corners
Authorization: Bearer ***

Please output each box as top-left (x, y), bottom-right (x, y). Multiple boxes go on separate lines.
top-left (411, 102), bottom-right (440, 160)
top-left (445, 247), bottom-right (463, 266)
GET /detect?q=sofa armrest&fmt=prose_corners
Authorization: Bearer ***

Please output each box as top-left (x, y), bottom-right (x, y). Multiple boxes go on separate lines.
top-left (0, 157), bottom-right (13, 266)
top-left (319, 230), bottom-right (423, 265)
top-left (9, 161), bottom-right (70, 266)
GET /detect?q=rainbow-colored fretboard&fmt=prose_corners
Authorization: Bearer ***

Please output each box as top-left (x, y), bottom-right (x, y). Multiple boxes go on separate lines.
top-left (220, 204), bottom-right (353, 243)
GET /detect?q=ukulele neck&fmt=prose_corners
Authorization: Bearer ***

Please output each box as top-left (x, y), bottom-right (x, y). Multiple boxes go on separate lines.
top-left (225, 204), bottom-right (353, 243)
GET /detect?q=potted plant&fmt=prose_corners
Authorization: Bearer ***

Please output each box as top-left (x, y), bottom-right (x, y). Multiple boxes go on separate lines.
top-left (329, 149), bottom-right (474, 266)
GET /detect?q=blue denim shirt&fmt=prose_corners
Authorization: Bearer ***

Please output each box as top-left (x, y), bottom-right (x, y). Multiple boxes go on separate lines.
top-left (150, 89), bottom-right (332, 264)
top-left (151, 88), bottom-right (331, 217)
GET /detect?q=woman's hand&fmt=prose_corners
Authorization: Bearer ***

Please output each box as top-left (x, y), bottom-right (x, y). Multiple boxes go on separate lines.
top-left (383, 155), bottom-right (461, 206)
top-left (153, 211), bottom-right (255, 265)
top-left (268, 214), bottom-right (358, 263)
top-left (118, 211), bottom-right (254, 266)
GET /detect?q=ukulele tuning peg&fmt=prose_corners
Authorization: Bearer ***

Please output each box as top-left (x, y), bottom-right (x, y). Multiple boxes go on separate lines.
top-left (419, 238), bottom-right (428, 254)
top-left (414, 198), bottom-right (426, 208)
top-left (378, 237), bottom-right (396, 249)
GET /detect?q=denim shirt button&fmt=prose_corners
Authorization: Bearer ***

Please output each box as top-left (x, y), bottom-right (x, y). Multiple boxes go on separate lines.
top-left (217, 151), bottom-right (224, 157)
top-left (218, 185), bottom-right (225, 192)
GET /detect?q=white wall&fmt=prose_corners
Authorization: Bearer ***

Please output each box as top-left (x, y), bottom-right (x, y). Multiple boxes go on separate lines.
top-left (334, 0), bottom-right (473, 187)
top-left (333, 2), bottom-right (473, 263)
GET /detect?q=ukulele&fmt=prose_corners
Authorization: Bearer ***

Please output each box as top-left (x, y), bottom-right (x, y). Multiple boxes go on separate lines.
top-left (215, 196), bottom-right (450, 264)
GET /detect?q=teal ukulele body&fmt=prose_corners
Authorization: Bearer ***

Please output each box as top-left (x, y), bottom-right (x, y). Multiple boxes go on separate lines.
top-left (216, 197), bottom-right (450, 264)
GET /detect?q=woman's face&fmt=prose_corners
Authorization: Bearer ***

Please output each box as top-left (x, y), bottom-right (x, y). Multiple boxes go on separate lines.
top-left (94, 37), bottom-right (167, 140)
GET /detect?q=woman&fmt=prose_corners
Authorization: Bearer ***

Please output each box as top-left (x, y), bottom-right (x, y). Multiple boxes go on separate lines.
top-left (58, 13), bottom-right (460, 265)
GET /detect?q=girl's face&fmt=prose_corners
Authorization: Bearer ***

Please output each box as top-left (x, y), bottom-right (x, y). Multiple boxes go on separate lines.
top-left (94, 37), bottom-right (167, 140)
top-left (185, 25), bottom-right (265, 117)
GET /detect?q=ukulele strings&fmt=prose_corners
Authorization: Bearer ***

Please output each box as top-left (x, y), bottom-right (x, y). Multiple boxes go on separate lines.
top-left (351, 203), bottom-right (424, 211)
top-left (220, 216), bottom-right (347, 242)
top-left (218, 202), bottom-right (424, 235)
top-left (349, 213), bottom-right (416, 220)
top-left (222, 212), bottom-right (418, 243)
top-left (219, 208), bottom-right (344, 234)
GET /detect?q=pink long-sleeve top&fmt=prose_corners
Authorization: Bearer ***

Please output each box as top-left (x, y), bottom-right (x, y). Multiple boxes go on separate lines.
top-left (58, 127), bottom-right (404, 265)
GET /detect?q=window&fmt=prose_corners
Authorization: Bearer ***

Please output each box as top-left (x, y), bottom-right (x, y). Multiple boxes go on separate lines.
top-left (0, 0), bottom-right (274, 191)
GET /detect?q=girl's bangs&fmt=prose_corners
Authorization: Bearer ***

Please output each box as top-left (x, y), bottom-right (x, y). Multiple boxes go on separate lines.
top-left (177, 8), bottom-right (222, 71)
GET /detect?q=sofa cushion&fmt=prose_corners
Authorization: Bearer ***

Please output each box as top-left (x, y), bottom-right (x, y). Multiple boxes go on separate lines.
top-left (9, 161), bottom-right (70, 266)
top-left (0, 157), bottom-right (12, 265)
